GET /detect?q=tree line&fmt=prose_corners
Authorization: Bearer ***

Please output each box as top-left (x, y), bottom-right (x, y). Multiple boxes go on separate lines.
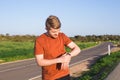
top-left (0, 34), bottom-right (36, 42)
top-left (0, 33), bottom-right (120, 42)
top-left (72, 35), bottom-right (120, 42)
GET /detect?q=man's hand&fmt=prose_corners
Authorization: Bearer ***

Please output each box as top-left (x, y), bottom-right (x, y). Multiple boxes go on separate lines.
top-left (57, 53), bottom-right (71, 70)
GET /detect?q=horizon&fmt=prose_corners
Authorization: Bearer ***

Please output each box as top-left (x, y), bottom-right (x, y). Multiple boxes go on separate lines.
top-left (0, 33), bottom-right (120, 37)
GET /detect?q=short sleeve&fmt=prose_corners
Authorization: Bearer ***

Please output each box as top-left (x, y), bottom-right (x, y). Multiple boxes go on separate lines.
top-left (34, 38), bottom-right (44, 55)
top-left (62, 33), bottom-right (72, 46)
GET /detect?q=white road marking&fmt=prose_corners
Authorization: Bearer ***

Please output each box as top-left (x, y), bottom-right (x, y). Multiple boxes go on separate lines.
top-left (29, 75), bottom-right (42, 80)
top-left (0, 58), bottom-right (34, 65)
top-left (0, 63), bottom-right (36, 73)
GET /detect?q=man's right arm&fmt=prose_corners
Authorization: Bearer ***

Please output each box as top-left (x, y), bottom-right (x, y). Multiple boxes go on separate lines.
top-left (35, 54), bottom-right (66, 66)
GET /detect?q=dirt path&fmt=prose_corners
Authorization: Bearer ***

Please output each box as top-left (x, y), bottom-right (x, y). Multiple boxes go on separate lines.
top-left (70, 47), bottom-right (120, 78)
top-left (70, 56), bottom-right (98, 78)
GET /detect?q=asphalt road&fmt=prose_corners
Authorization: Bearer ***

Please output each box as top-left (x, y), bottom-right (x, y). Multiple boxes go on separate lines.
top-left (105, 62), bottom-right (120, 80)
top-left (0, 42), bottom-right (113, 80)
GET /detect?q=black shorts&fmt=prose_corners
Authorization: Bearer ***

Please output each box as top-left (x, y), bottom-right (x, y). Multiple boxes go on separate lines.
top-left (56, 74), bottom-right (71, 80)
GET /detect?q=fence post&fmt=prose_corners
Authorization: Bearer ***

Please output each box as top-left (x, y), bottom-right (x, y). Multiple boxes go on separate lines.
top-left (108, 45), bottom-right (111, 55)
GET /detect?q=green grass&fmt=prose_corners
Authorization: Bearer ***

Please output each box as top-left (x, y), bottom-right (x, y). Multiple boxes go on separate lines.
top-left (76, 42), bottom-right (99, 49)
top-left (77, 51), bottom-right (120, 80)
top-left (66, 42), bottom-right (99, 52)
top-left (0, 41), bottom-right (34, 63)
top-left (0, 41), bottom-right (98, 63)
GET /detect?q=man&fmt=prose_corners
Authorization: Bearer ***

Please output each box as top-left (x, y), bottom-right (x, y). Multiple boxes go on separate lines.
top-left (34, 15), bottom-right (81, 80)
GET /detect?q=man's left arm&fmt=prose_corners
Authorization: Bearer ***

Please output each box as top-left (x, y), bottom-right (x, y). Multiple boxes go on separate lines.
top-left (67, 41), bottom-right (81, 57)
top-left (61, 41), bottom-right (81, 69)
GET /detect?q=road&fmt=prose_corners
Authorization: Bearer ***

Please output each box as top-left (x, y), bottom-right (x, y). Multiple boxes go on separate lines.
top-left (0, 42), bottom-right (113, 80)
top-left (105, 62), bottom-right (120, 80)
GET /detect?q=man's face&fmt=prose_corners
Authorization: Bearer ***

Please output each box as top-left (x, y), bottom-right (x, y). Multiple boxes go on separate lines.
top-left (47, 27), bottom-right (60, 38)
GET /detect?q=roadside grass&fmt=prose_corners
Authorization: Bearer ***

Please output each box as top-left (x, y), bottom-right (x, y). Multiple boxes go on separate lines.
top-left (66, 42), bottom-right (99, 52)
top-left (0, 41), bottom-right (98, 63)
top-left (77, 51), bottom-right (120, 80)
top-left (0, 41), bottom-right (34, 63)
top-left (76, 42), bottom-right (99, 50)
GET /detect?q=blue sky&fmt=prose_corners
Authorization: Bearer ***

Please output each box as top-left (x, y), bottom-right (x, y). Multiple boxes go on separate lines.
top-left (0, 0), bottom-right (120, 37)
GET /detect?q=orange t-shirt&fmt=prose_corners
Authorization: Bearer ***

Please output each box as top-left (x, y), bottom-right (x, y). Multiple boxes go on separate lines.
top-left (34, 32), bottom-right (72, 80)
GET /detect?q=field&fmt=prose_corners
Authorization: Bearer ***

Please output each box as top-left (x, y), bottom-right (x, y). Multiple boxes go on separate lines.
top-left (0, 41), bottom-right (98, 63)
top-left (0, 41), bottom-right (34, 63)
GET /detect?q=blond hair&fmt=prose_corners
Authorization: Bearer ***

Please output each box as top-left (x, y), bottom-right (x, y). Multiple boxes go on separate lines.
top-left (45, 15), bottom-right (61, 29)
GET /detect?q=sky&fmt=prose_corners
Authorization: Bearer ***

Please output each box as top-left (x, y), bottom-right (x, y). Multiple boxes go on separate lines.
top-left (0, 0), bottom-right (120, 37)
